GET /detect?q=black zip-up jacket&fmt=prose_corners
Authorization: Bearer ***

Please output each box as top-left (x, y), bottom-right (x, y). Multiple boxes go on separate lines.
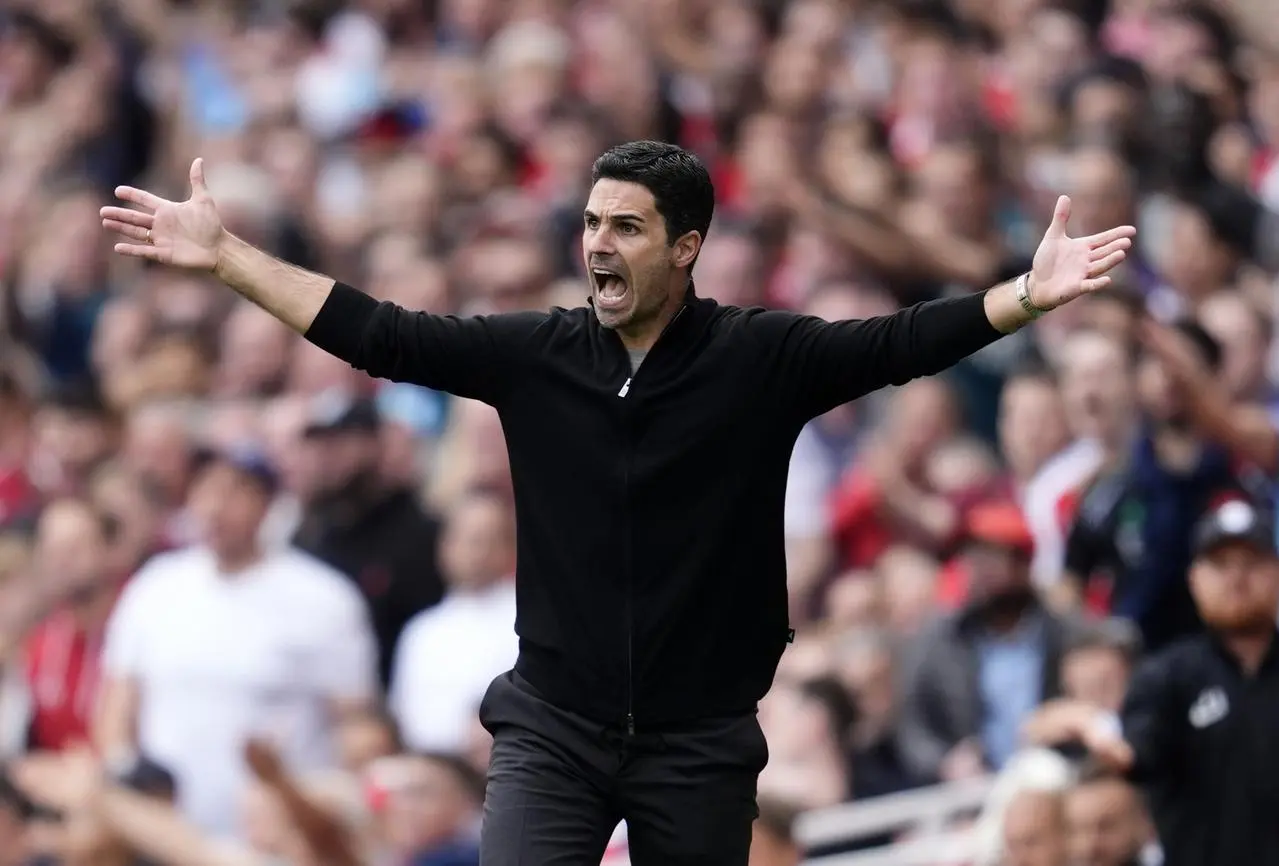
top-left (306, 281), bottom-right (1002, 729)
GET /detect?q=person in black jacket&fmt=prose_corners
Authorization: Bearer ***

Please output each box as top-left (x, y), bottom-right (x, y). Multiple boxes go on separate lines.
top-left (101, 142), bottom-right (1135, 865)
top-left (1063, 495), bottom-right (1279, 866)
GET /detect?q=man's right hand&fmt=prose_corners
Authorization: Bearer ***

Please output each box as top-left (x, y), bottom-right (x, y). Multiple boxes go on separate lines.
top-left (101, 157), bottom-right (224, 272)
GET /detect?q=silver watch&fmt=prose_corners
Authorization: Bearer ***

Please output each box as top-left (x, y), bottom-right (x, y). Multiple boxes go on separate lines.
top-left (1015, 272), bottom-right (1047, 320)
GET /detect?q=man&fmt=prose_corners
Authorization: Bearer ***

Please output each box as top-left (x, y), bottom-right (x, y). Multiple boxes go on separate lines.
top-left (1062, 764), bottom-right (1150, 866)
top-left (1001, 788), bottom-right (1068, 866)
top-left (897, 502), bottom-right (1084, 782)
top-left (94, 444), bottom-right (378, 838)
top-left (1066, 496), bottom-right (1279, 866)
top-left (292, 389), bottom-right (445, 686)
top-left (101, 142), bottom-right (1134, 864)
top-left (390, 487), bottom-right (518, 754)
top-left (1064, 321), bottom-right (1236, 649)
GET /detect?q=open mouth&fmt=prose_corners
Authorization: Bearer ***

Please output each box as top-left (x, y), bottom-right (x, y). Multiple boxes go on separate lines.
top-left (591, 267), bottom-right (629, 310)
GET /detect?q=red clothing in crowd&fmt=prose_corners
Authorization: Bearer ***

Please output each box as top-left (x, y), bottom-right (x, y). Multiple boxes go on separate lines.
top-left (0, 465), bottom-right (37, 526)
top-left (23, 608), bottom-right (108, 751)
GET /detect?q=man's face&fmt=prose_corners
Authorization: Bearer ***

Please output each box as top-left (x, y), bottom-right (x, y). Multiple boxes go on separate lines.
top-left (439, 496), bottom-right (514, 589)
top-left (1069, 151), bottom-right (1134, 238)
top-left (1001, 791), bottom-right (1067, 866)
top-left (582, 179), bottom-right (698, 337)
top-left (999, 377), bottom-right (1068, 481)
top-left (1064, 779), bottom-right (1147, 866)
top-left (189, 463), bottom-right (271, 558)
top-left (1058, 333), bottom-right (1135, 442)
top-left (1190, 541), bottom-right (1279, 633)
top-left (1061, 646), bottom-right (1130, 712)
top-left (306, 430), bottom-right (380, 495)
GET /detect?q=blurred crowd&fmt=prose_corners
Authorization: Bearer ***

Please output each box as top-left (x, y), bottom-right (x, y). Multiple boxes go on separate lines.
top-left (0, 0), bottom-right (1276, 864)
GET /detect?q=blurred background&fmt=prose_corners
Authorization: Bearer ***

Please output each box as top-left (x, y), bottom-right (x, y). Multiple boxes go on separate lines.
top-left (0, 0), bottom-right (1276, 864)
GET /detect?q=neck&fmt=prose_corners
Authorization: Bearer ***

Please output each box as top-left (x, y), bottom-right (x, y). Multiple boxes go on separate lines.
top-left (214, 544), bottom-right (263, 575)
top-left (616, 279), bottom-right (689, 352)
top-left (1223, 629), bottom-right (1274, 675)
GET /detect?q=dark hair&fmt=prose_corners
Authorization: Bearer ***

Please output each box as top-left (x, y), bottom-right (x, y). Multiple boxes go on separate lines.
top-left (590, 141), bottom-right (715, 270)
top-left (415, 751), bottom-right (486, 805)
top-left (797, 676), bottom-right (859, 749)
top-left (755, 795), bottom-right (802, 844)
top-left (1073, 758), bottom-right (1137, 789)
top-left (1171, 319), bottom-right (1224, 372)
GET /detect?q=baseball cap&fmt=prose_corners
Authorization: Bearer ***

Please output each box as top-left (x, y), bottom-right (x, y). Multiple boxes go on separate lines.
top-left (1192, 497), bottom-right (1276, 557)
top-left (196, 442), bottom-right (281, 494)
top-left (303, 389), bottom-right (381, 437)
top-left (963, 501), bottom-right (1035, 557)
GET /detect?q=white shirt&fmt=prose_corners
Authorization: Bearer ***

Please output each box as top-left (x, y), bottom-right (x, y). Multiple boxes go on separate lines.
top-left (390, 580), bottom-right (518, 753)
top-left (102, 546), bottom-right (378, 838)
top-left (1021, 438), bottom-right (1105, 588)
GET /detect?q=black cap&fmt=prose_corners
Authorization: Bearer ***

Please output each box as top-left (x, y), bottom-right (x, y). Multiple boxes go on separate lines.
top-left (1192, 497), bottom-right (1276, 558)
top-left (302, 389), bottom-right (380, 437)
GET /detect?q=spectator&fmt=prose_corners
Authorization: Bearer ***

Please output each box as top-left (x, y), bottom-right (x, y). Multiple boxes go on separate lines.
top-left (368, 752), bottom-right (483, 866)
top-left (898, 502), bottom-right (1084, 782)
top-left (390, 488), bottom-right (517, 755)
top-left (1064, 320), bottom-right (1237, 649)
top-left (1062, 763), bottom-right (1152, 866)
top-left (95, 445), bottom-right (377, 837)
top-left (293, 390), bottom-right (445, 686)
top-left (1000, 788), bottom-right (1068, 866)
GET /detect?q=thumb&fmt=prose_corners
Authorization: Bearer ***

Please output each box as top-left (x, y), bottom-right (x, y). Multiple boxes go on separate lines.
top-left (190, 157), bottom-right (208, 198)
top-left (1045, 195), bottom-right (1071, 239)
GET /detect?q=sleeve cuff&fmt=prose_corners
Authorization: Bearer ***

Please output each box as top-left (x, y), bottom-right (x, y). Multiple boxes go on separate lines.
top-left (304, 281), bottom-right (380, 363)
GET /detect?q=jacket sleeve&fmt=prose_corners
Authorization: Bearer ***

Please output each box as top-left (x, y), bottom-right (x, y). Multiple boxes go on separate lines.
top-left (1120, 654), bottom-right (1180, 784)
top-left (304, 281), bottom-right (546, 405)
top-left (756, 291), bottom-right (1003, 420)
top-left (894, 631), bottom-right (955, 783)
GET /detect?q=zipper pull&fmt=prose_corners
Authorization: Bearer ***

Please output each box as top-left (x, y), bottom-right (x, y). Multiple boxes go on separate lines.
top-left (626, 713), bottom-right (635, 736)
top-left (618, 378), bottom-right (631, 398)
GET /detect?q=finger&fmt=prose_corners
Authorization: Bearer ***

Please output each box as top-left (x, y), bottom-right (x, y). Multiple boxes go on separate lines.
top-left (1088, 249), bottom-right (1128, 277)
top-left (1091, 237), bottom-right (1132, 260)
top-left (190, 157), bottom-right (208, 197)
top-left (99, 206), bottom-right (153, 228)
top-left (113, 242), bottom-right (165, 262)
top-left (1080, 275), bottom-right (1112, 293)
top-left (1085, 225), bottom-right (1137, 248)
top-left (114, 185), bottom-right (167, 210)
top-left (103, 219), bottom-right (150, 242)
top-left (1045, 195), bottom-right (1071, 239)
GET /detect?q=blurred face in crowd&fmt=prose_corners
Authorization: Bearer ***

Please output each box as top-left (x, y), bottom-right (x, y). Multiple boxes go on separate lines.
top-left (883, 378), bottom-right (959, 468)
top-left (833, 636), bottom-right (896, 740)
top-left (0, 26), bottom-right (57, 104)
top-left (1058, 331), bottom-right (1135, 445)
top-left (1190, 540), bottom-right (1279, 635)
top-left (694, 232), bottom-right (764, 307)
top-left (335, 711), bottom-right (398, 774)
top-left (965, 541), bottom-right (1033, 612)
top-left (439, 493), bottom-right (515, 590)
top-left (305, 429), bottom-right (381, 498)
top-left (1197, 292), bottom-right (1269, 399)
top-left (999, 375), bottom-right (1069, 484)
top-left (1064, 777), bottom-right (1148, 866)
top-left (90, 466), bottom-right (162, 577)
top-left (1070, 78), bottom-right (1143, 138)
top-left (1162, 203), bottom-right (1238, 300)
top-left (216, 303), bottom-right (293, 399)
top-left (583, 179), bottom-right (700, 338)
top-left (1068, 150), bottom-right (1135, 239)
top-left (1001, 790), bottom-right (1067, 866)
top-left (914, 142), bottom-right (992, 238)
top-left (374, 755), bottom-right (478, 855)
top-left (121, 406), bottom-right (192, 505)
top-left (188, 463), bottom-right (272, 564)
top-left (1060, 645), bottom-right (1130, 713)
top-left (33, 499), bottom-right (113, 621)
top-left (31, 405), bottom-right (116, 495)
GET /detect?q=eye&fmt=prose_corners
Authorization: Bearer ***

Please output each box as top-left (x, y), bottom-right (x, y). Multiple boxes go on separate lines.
top-left (619, 223), bottom-right (638, 235)
top-left (584, 216), bottom-right (599, 230)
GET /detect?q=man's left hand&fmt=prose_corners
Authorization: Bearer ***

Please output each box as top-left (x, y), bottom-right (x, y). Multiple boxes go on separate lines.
top-left (1029, 195), bottom-right (1136, 310)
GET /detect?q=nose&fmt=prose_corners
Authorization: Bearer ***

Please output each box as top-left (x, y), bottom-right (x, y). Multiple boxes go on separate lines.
top-left (584, 225), bottom-right (615, 257)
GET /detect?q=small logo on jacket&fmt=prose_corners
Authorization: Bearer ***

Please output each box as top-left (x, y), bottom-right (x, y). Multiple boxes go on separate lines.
top-left (1188, 687), bottom-right (1229, 729)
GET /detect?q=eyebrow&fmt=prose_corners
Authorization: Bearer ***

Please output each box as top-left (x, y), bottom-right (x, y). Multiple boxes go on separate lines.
top-left (583, 209), bottom-right (646, 224)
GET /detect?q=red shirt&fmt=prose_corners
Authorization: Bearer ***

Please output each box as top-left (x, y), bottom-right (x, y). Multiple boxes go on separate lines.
top-left (24, 610), bottom-right (105, 751)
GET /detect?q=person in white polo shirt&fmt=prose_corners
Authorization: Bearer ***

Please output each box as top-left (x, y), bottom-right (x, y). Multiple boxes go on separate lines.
top-left (94, 443), bottom-right (378, 839)
top-left (390, 487), bottom-right (518, 754)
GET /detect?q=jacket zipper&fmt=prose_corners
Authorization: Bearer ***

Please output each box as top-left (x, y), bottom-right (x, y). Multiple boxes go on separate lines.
top-left (617, 303), bottom-right (688, 737)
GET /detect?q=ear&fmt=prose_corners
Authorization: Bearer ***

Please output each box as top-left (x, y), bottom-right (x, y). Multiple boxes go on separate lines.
top-left (671, 231), bottom-right (702, 271)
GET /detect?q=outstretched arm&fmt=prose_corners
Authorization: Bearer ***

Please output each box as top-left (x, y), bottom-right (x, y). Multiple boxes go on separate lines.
top-left (103, 158), bottom-right (542, 402)
top-left (762, 196), bottom-right (1136, 419)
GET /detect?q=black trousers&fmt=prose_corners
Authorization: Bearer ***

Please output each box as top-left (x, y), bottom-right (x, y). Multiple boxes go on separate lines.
top-left (477, 670), bottom-right (769, 866)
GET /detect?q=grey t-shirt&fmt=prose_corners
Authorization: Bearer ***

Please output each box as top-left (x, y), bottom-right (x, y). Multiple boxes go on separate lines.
top-left (629, 350), bottom-right (646, 374)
